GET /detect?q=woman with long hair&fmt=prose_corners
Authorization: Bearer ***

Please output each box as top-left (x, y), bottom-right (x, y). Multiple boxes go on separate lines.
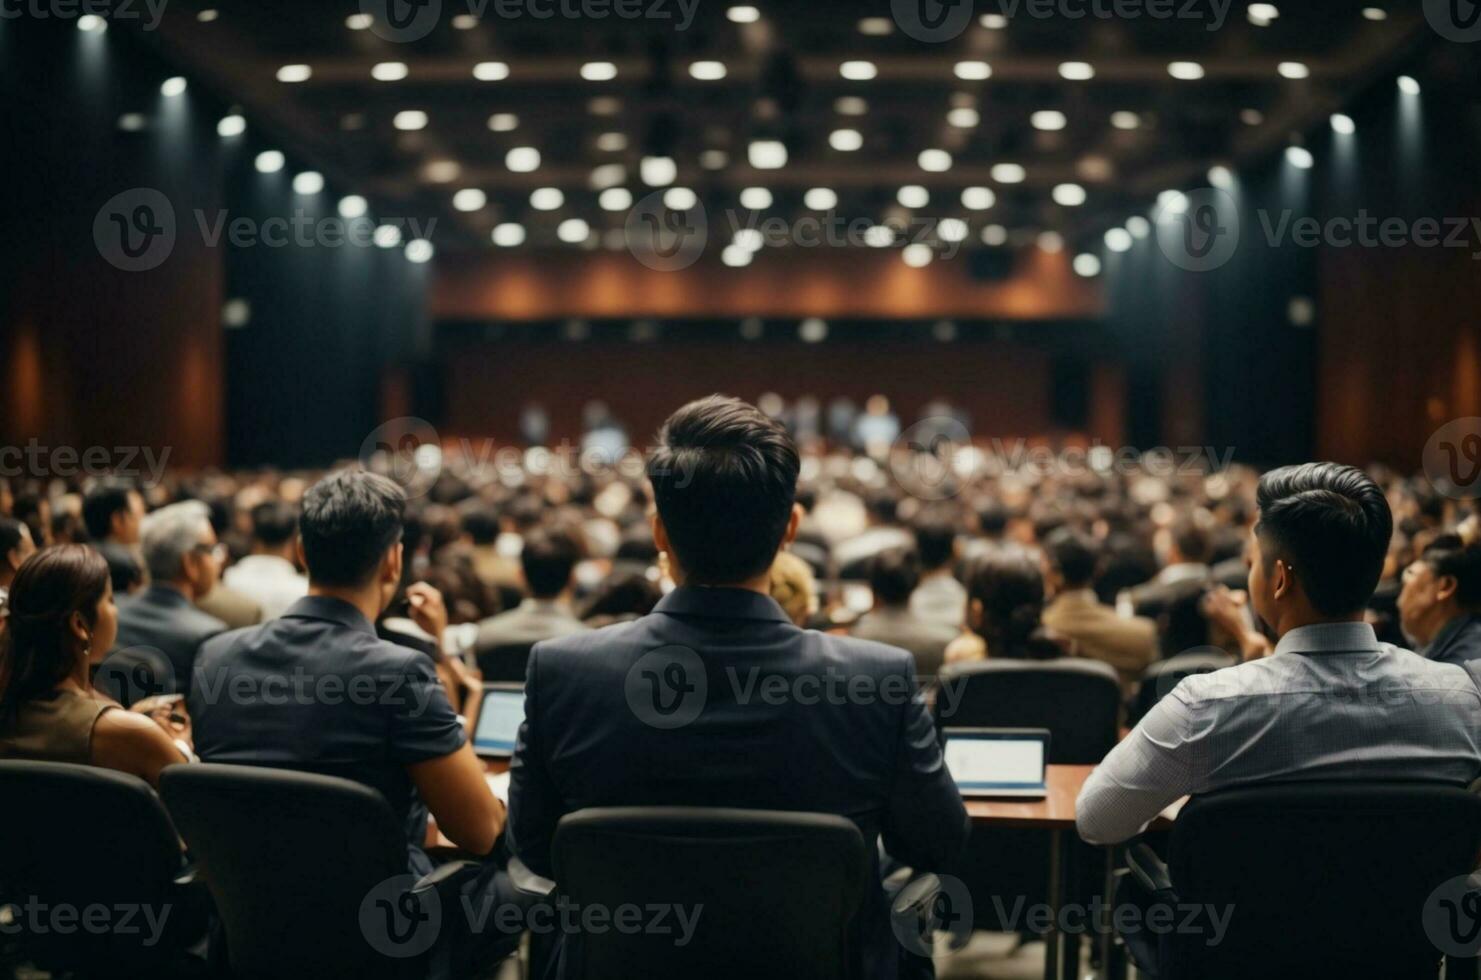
top-left (0, 545), bottom-right (189, 787)
top-left (946, 548), bottom-right (1068, 663)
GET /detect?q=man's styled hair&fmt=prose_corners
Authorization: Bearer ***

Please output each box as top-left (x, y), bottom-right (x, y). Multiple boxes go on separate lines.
top-left (913, 510), bottom-right (958, 572)
top-left (141, 501), bottom-right (213, 583)
top-left (299, 470), bottom-right (405, 587)
top-left (81, 480), bottom-right (136, 541)
top-left (1170, 519), bottom-right (1212, 564)
top-left (520, 526), bottom-right (580, 599)
top-left (250, 501), bottom-right (298, 548)
top-left (1255, 462), bottom-right (1392, 616)
top-left (1045, 528), bottom-right (1100, 589)
top-left (868, 547), bottom-right (922, 606)
top-left (648, 395), bottom-right (800, 585)
top-left (1420, 534), bottom-right (1481, 610)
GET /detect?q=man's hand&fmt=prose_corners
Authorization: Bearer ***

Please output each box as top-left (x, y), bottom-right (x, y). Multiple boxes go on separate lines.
top-left (406, 582), bottom-right (449, 644)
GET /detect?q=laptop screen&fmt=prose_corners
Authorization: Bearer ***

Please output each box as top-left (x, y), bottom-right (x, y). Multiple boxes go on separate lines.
top-left (943, 729), bottom-right (1048, 792)
top-left (473, 686), bottom-right (525, 757)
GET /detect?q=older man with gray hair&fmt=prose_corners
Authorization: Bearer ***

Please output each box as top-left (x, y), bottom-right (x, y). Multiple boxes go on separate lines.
top-left (106, 501), bottom-right (227, 702)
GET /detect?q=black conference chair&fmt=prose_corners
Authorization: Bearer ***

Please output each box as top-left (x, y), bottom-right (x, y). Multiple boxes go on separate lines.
top-left (160, 764), bottom-right (483, 980)
top-left (515, 807), bottom-right (877, 980)
top-left (1120, 781), bottom-right (1481, 980)
top-left (935, 658), bottom-right (1121, 947)
top-left (1129, 649), bottom-right (1237, 724)
top-left (0, 760), bottom-right (208, 976)
top-left (476, 641), bottom-right (535, 683)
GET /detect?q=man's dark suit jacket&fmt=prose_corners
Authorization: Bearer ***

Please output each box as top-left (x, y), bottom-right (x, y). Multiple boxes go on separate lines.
top-left (110, 584), bottom-right (226, 697)
top-left (509, 586), bottom-right (970, 980)
top-left (1426, 613), bottom-right (1481, 668)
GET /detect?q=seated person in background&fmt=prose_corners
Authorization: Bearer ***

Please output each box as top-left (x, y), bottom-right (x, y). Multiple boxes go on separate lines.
top-left (509, 396), bottom-right (968, 980)
top-left (222, 500), bottom-right (308, 620)
top-left (0, 545), bottom-right (190, 787)
top-left (1041, 529), bottom-right (1157, 690)
top-left (1077, 463), bottom-right (1481, 848)
top-left (945, 549), bottom-right (1068, 664)
top-left (189, 470), bottom-right (522, 971)
top-left (1122, 519), bottom-right (1214, 655)
top-left (473, 526), bottom-right (588, 660)
top-left (767, 549), bottom-right (818, 627)
top-left (908, 509), bottom-right (967, 629)
top-left (852, 547), bottom-right (958, 679)
top-left (81, 479), bottom-right (146, 596)
top-left (1398, 533), bottom-right (1481, 667)
top-left (578, 568), bottom-right (662, 628)
top-left (0, 516), bottom-right (38, 618)
top-left (110, 502), bottom-right (227, 699)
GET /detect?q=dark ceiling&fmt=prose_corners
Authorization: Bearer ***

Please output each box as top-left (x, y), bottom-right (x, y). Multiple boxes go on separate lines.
top-left (130, 0), bottom-right (1432, 253)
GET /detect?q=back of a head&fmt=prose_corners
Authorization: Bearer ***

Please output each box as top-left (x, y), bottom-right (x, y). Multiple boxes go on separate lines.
top-left (1420, 533), bottom-right (1481, 611)
top-left (520, 527), bottom-right (580, 599)
top-left (647, 395), bottom-right (800, 585)
top-left (868, 547), bottom-right (921, 607)
top-left (250, 500), bottom-right (298, 548)
top-left (1046, 528), bottom-right (1100, 589)
top-left (459, 504), bottom-right (500, 546)
top-left (0, 517), bottom-right (25, 561)
top-left (1170, 518), bottom-right (1212, 565)
top-left (913, 510), bottom-right (958, 572)
top-left (966, 549), bottom-right (1047, 654)
top-left (141, 501), bottom-right (212, 584)
top-left (1255, 462), bottom-right (1392, 616)
top-left (82, 480), bottom-right (135, 541)
top-left (299, 470), bottom-right (406, 588)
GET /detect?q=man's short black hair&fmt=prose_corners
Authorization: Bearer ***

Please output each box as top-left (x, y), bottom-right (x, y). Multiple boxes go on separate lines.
top-left (250, 501), bottom-right (299, 548)
top-left (1045, 528), bottom-right (1100, 588)
top-left (1420, 534), bottom-right (1481, 610)
top-left (1255, 462), bottom-right (1392, 616)
top-left (460, 505), bottom-right (500, 545)
top-left (299, 470), bottom-right (405, 587)
top-left (0, 517), bottom-right (25, 558)
top-left (1171, 519), bottom-right (1212, 564)
top-left (520, 526), bottom-right (580, 599)
top-left (82, 480), bottom-right (136, 540)
top-left (648, 395), bottom-right (800, 585)
top-left (868, 547), bottom-right (921, 606)
top-left (913, 510), bottom-right (958, 571)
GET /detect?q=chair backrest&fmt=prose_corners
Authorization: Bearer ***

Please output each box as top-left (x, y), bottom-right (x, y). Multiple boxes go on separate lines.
top-left (935, 658), bottom-right (1121, 764)
top-left (160, 764), bottom-right (417, 980)
top-left (0, 760), bottom-right (185, 970)
top-left (1164, 781), bottom-right (1481, 980)
top-left (552, 807), bottom-right (869, 980)
top-left (477, 641), bottom-right (535, 682)
top-left (1130, 649), bottom-right (1237, 723)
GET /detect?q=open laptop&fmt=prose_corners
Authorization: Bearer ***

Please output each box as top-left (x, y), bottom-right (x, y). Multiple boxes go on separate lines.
top-left (471, 682), bottom-right (525, 760)
top-left (942, 727), bottom-right (1051, 799)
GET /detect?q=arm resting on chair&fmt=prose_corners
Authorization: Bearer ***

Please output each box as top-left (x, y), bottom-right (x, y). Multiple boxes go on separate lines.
top-left (1125, 841), bottom-right (1175, 897)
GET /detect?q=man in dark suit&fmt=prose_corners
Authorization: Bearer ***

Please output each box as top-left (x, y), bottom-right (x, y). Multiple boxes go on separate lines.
top-left (106, 501), bottom-right (226, 701)
top-left (1399, 532), bottom-right (1481, 666)
top-left (509, 396), bottom-right (969, 980)
top-left (82, 479), bottom-right (147, 596)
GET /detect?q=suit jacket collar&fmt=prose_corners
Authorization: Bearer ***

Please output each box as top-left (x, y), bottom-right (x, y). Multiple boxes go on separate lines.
top-left (282, 595), bottom-right (377, 636)
top-left (141, 583), bottom-right (192, 608)
top-left (1427, 613), bottom-right (1481, 660)
top-left (654, 586), bottom-right (793, 625)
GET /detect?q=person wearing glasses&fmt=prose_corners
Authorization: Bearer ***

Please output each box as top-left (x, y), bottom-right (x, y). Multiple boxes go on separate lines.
top-left (105, 501), bottom-right (227, 703)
